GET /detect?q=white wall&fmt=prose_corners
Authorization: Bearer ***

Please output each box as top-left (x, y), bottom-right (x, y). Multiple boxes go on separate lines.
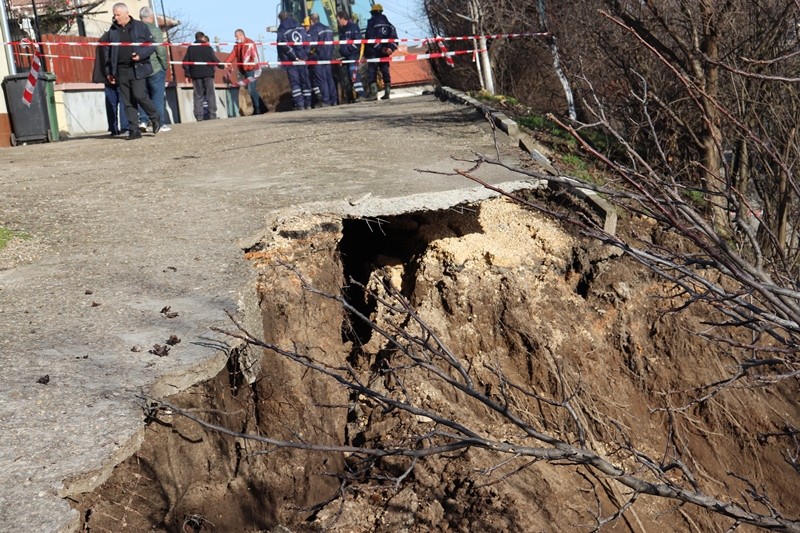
top-left (54, 84), bottom-right (236, 136)
top-left (58, 89), bottom-right (108, 134)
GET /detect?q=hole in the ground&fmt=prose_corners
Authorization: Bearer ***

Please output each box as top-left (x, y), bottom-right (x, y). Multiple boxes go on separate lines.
top-left (65, 196), bottom-right (800, 532)
top-left (338, 210), bottom-right (481, 351)
top-left (69, 204), bottom-right (485, 532)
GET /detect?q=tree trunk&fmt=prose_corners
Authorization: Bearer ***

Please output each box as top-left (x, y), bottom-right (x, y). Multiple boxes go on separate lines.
top-left (536, 0), bottom-right (576, 120)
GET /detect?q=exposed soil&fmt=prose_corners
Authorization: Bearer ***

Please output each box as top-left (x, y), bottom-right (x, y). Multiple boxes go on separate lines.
top-left (72, 196), bottom-right (799, 532)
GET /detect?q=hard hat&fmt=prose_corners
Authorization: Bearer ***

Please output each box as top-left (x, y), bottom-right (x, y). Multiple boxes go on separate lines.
top-left (303, 16), bottom-right (310, 25)
top-left (371, 3), bottom-right (383, 11)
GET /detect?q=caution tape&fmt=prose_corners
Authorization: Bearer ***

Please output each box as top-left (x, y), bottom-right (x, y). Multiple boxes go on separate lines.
top-left (15, 48), bottom-right (482, 68)
top-left (3, 32), bottom-right (547, 48)
top-left (20, 39), bottom-right (42, 107)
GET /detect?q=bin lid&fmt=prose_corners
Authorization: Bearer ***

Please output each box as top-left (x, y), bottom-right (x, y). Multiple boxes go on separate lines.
top-left (2, 71), bottom-right (57, 82)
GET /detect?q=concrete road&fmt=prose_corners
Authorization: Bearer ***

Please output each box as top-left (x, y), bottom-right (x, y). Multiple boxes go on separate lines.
top-left (0, 93), bottom-right (531, 532)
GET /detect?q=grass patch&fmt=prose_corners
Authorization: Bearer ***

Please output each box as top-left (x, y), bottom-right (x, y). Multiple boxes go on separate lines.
top-left (471, 91), bottom-right (519, 107)
top-left (682, 188), bottom-right (706, 208)
top-left (561, 153), bottom-right (597, 184)
top-left (0, 227), bottom-right (30, 251)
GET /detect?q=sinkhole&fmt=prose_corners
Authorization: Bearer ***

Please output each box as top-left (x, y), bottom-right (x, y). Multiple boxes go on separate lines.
top-left (68, 195), bottom-right (605, 532)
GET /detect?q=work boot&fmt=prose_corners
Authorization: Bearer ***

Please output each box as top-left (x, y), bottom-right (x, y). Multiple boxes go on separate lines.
top-left (366, 83), bottom-right (379, 101)
top-left (381, 83), bottom-right (391, 100)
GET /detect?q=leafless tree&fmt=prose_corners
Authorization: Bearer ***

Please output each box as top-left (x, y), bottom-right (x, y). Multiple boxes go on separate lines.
top-left (138, 1), bottom-right (800, 529)
top-left (149, 253), bottom-right (800, 530)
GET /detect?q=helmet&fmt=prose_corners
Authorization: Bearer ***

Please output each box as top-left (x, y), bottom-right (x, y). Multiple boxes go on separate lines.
top-left (371, 3), bottom-right (383, 12)
top-left (303, 16), bottom-right (310, 26)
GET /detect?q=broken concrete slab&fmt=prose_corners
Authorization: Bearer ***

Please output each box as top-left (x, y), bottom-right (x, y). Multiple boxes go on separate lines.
top-left (0, 94), bottom-right (542, 532)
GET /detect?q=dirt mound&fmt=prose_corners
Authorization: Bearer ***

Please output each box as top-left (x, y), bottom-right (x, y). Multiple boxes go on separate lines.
top-left (72, 197), bottom-right (799, 532)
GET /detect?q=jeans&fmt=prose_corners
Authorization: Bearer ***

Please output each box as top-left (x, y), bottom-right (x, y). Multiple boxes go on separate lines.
top-left (104, 84), bottom-right (129, 134)
top-left (138, 69), bottom-right (166, 125)
top-left (245, 70), bottom-right (266, 114)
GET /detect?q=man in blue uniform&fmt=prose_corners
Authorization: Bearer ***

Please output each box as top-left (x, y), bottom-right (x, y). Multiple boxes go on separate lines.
top-left (277, 11), bottom-right (313, 110)
top-left (308, 13), bottom-right (337, 107)
top-left (364, 4), bottom-right (397, 101)
top-left (336, 10), bottom-right (366, 102)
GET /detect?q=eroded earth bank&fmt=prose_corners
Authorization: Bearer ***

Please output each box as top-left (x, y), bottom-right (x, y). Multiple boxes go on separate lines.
top-left (73, 197), bottom-right (799, 532)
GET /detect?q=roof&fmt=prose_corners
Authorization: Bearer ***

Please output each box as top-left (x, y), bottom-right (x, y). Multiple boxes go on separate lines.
top-left (390, 45), bottom-right (436, 88)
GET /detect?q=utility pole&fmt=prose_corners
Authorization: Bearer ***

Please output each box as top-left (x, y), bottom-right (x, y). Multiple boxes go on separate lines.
top-left (29, 0), bottom-right (48, 71)
top-left (72, 0), bottom-right (86, 36)
top-left (156, 0), bottom-right (177, 81)
top-left (0, 0), bottom-right (16, 74)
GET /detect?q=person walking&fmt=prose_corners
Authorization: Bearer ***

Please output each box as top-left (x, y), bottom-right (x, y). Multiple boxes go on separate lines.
top-left (137, 6), bottom-right (170, 131)
top-left (183, 32), bottom-right (224, 121)
top-left (364, 4), bottom-right (397, 101)
top-left (93, 30), bottom-right (129, 136)
top-left (225, 29), bottom-right (267, 115)
top-left (308, 13), bottom-right (337, 107)
top-left (336, 10), bottom-right (365, 102)
top-left (104, 2), bottom-right (161, 140)
top-left (277, 11), bottom-right (312, 110)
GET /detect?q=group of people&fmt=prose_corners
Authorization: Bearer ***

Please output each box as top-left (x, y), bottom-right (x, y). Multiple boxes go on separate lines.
top-left (276, 4), bottom-right (398, 110)
top-left (92, 3), bottom-right (171, 139)
top-left (93, 2), bottom-right (399, 139)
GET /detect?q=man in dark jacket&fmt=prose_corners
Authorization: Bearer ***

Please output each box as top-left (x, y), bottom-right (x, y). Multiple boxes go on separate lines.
top-left (92, 30), bottom-right (129, 136)
top-left (104, 2), bottom-right (161, 139)
top-left (336, 10), bottom-right (365, 102)
top-left (277, 11), bottom-right (312, 110)
top-left (364, 4), bottom-right (397, 101)
top-left (183, 32), bottom-right (224, 121)
top-left (308, 13), bottom-right (337, 107)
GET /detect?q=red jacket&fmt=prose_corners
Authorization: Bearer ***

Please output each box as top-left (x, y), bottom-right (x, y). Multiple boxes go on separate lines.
top-left (226, 37), bottom-right (260, 74)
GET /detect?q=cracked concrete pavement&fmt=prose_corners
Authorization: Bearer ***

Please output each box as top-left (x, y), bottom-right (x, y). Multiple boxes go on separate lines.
top-left (0, 92), bottom-right (535, 532)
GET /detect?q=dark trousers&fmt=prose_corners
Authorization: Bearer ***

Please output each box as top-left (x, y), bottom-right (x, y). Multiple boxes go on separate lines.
top-left (192, 77), bottom-right (217, 120)
top-left (367, 62), bottom-right (391, 86)
top-left (313, 64), bottom-right (337, 105)
top-left (118, 66), bottom-right (159, 130)
top-left (104, 84), bottom-right (129, 134)
top-left (287, 65), bottom-right (312, 109)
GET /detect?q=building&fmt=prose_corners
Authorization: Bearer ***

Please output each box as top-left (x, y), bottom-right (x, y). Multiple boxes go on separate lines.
top-left (6, 0), bottom-right (157, 39)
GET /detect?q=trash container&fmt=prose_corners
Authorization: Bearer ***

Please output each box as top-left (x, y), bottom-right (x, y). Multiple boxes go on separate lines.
top-left (2, 71), bottom-right (59, 146)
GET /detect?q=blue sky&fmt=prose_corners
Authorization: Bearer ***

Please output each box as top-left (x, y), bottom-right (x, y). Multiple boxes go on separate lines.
top-left (157, 0), bottom-right (429, 62)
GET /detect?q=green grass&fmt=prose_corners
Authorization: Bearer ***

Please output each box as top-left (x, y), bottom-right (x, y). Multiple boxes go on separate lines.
top-left (561, 153), bottom-right (599, 184)
top-left (683, 188), bottom-right (706, 207)
top-left (471, 91), bottom-right (519, 107)
top-left (468, 94), bottom-right (621, 184)
top-left (0, 227), bottom-right (30, 250)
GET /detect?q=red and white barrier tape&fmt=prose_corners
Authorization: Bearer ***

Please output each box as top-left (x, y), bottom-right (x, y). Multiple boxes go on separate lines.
top-left (20, 39), bottom-right (42, 107)
top-left (3, 32), bottom-right (546, 48)
top-left (435, 36), bottom-right (455, 67)
top-left (15, 47), bottom-right (481, 68)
